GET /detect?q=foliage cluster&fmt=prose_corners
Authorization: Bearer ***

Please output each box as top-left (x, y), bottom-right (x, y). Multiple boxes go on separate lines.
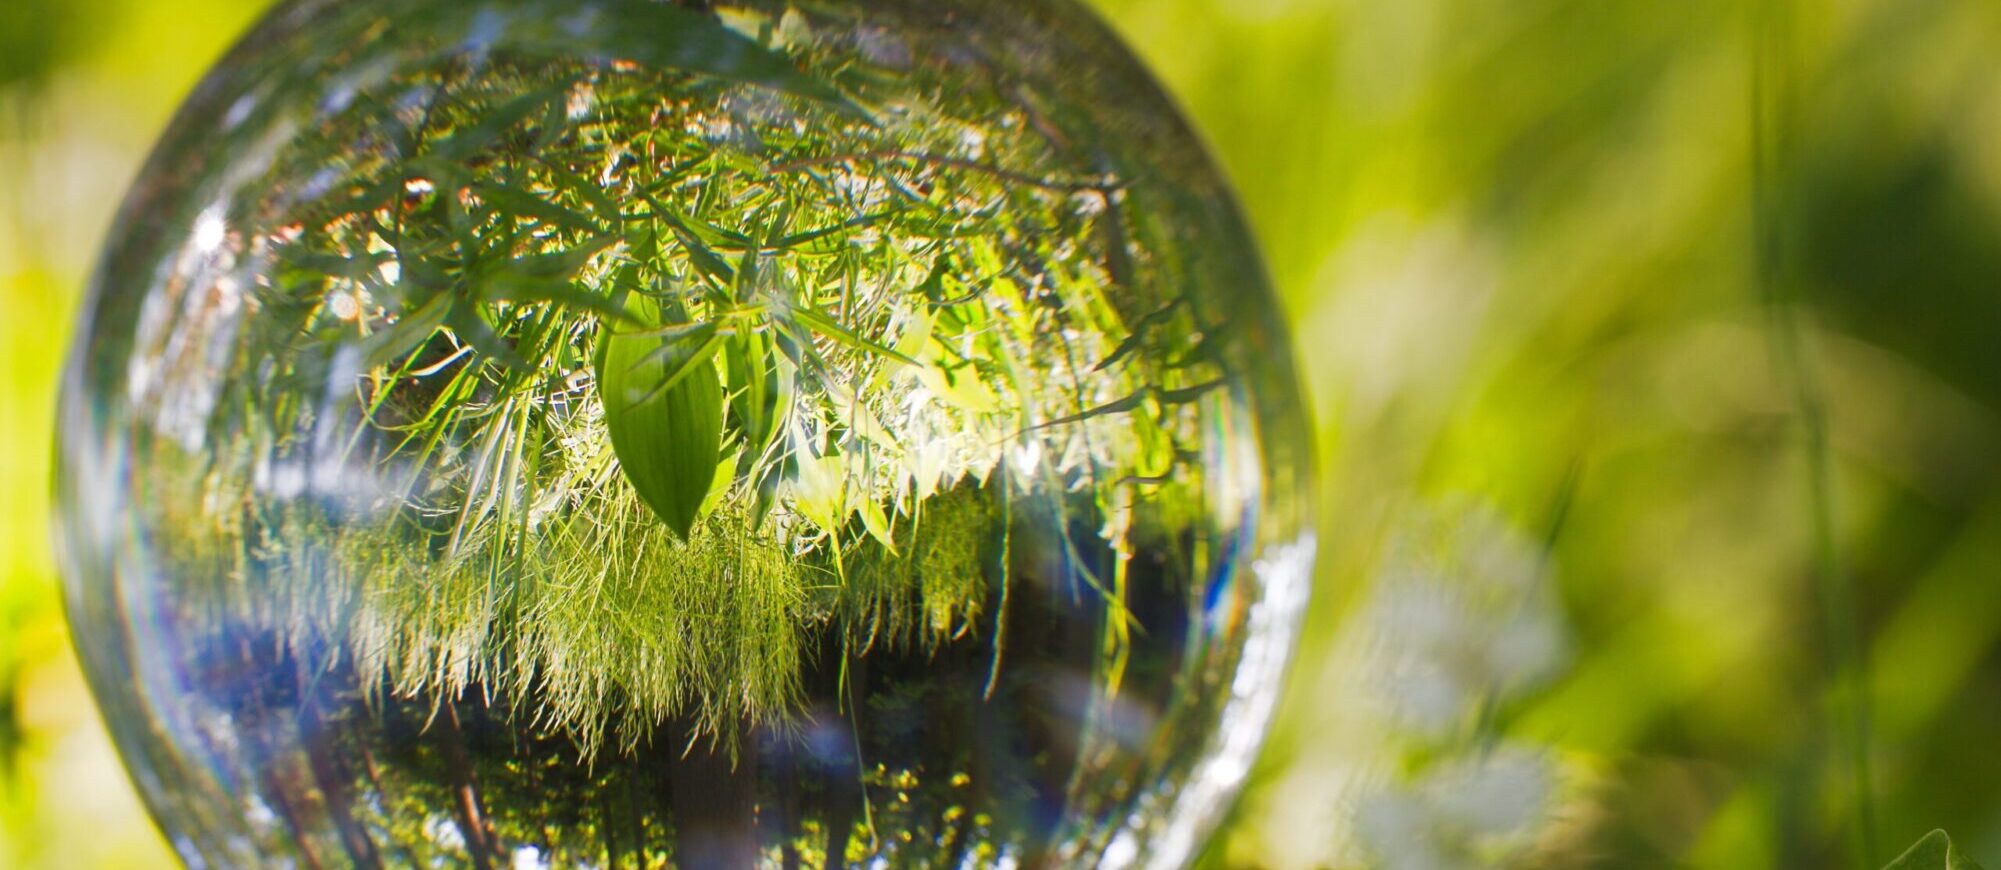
top-left (135, 1), bottom-right (1231, 756)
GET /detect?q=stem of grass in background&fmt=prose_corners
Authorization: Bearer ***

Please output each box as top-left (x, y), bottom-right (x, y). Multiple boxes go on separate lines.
top-left (1751, 1), bottom-right (1877, 865)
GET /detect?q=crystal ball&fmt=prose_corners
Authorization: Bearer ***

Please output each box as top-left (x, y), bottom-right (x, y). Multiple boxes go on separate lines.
top-left (54, 0), bottom-right (1315, 866)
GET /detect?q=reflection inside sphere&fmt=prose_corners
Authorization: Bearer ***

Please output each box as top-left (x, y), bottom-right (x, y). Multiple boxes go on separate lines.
top-left (55, 0), bottom-right (1314, 866)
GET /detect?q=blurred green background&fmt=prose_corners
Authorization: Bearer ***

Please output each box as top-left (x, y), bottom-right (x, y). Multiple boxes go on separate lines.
top-left (6, 0), bottom-right (2001, 866)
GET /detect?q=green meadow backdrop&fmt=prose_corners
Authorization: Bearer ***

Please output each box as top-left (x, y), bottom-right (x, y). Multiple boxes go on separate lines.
top-left (5, 0), bottom-right (2001, 866)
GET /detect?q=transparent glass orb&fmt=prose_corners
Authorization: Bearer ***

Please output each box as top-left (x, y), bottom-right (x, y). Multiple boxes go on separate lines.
top-left (54, 1), bottom-right (1314, 866)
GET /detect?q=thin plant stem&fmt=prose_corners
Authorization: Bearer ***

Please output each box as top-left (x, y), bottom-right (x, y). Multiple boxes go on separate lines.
top-left (1751, 1), bottom-right (1876, 864)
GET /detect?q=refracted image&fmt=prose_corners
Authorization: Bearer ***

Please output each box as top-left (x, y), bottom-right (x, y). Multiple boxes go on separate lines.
top-left (57, 1), bottom-right (1313, 867)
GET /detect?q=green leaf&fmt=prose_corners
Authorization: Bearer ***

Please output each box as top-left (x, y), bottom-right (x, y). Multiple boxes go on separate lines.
top-left (871, 304), bottom-right (935, 394)
top-left (445, 303), bottom-right (527, 370)
top-left (625, 224), bottom-right (659, 265)
top-left (501, 2), bottom-right (870, 120)
top-left (363, 291), bottom-right (452, 368)
top-left (428, 85), bottom-right (568, 161)
top-left (670, 225), bottom-right (737, 286)
top-left (639, 189), bottom-right (751, 248)
top-left (1130, 400), bottom-right (1174, 479)
top-left (630, 324), bottom-right (726, 407)
top-left (696, 445), bottom-right (743, 521)
top-left (531, 86), bottom-right (573, 153)
top-left (481, 274), bottom-right (631, 324)
top-left (914, 358), bottom-right (998, 413)
top-left (539, 160), bottom-right (624, 229)
top-left (474, 181), bottom-right (600, 236)
top-left (791, 305), bottom-right (922, 368)
top-left (287, 250), bottom-right (389, 282)
top-left (515, 234), bottom-right (618, 275)
top-left (733, 238), bottom-right (762, 301)
top-left (724, 328), bottom-right (784, 466)
top-left (857, 496), bottom-right (898, 554)
top-left (825, 381), bottom-right (898, 451)
top-left (597, 294), bottom-right (725, 538)
top-left (790, 448), bottom-right (847, 535)
top-left (1885, 831), bottom-right (1986, 870)
top-left (1093, 298), bottom-right (1183, 373)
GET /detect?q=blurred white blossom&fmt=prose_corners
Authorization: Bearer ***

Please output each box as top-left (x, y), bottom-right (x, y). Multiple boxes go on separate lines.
top-left (1364, 504), bottom-right (1568, 736)
top-left (1355, 749), bottom-right (1555, 870)
top-left (1245, 500), bottom-right (1573, 868)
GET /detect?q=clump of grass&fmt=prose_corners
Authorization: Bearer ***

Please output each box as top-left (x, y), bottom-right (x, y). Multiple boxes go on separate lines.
top-left (154, 441), bottom-right (995, 759)
top-left (833, 482), bottom-right (997, 656)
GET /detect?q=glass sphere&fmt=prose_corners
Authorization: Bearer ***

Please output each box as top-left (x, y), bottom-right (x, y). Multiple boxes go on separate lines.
top-left (54, 0), bottom-right (1314, 866)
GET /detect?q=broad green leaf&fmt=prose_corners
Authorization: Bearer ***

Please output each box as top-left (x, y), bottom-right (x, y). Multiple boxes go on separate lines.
top-left (1033, 379), bottom-right (1225, 431)
top-left (630, 325), bottom-right (725, 406)
top-left (638, 189), bottom-right (750, 248)
top-left (623, 319), bottom-right (720, 343)
top-left (1885, 831), bottom-right (1986, 870)
top-left (760, 200), bottom-right (797, 247)
top-left (747, 447), bottom-right (787, 529)
top-left (913, 256), bottom-right (953, 303)
top-left (597, 294), bottom-right (725, 537)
